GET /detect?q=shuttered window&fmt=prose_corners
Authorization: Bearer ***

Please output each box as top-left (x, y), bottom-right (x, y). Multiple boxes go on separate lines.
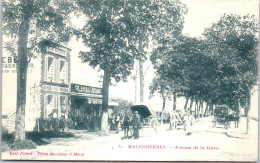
top-left (44, 94), bottom-right (59, 118)
top-left (59, 59), bottom-right (67, 84)
top-left (44, 56), bottom-right (56, 82)
top-left (59, 96), bottom-right (66, 118)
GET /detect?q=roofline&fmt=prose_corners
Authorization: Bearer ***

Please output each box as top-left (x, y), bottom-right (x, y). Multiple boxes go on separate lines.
top-left (39, 38), bottom-right (72, 51)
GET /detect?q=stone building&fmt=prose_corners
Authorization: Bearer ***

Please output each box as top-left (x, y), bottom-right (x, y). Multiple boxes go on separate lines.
top-left (2, 39), bottom-right (71, 132)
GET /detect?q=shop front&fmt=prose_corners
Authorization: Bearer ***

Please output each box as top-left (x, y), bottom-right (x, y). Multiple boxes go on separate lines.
top-left (70, 83), bottom-right (102, 131)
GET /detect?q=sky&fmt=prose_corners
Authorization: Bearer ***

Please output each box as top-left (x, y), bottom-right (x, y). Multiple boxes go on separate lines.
top-left (181, 0), bottom-right (259, 37)
top-left (69, 0), bottom-right (259, 112)
top-left (2, 0), bottom-right (259, 115)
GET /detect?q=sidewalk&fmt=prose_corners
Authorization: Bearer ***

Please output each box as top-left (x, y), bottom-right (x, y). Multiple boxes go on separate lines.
top-left (2, 129), bottom-right (125, 160)
top-left (225, 117), bottom-right (258, 139)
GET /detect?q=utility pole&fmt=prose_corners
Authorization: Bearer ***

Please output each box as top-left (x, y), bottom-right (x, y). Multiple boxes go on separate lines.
top-left (139, 59), bottom-right (144, 103)
top-left (134, 60), bottom-right (138, 103)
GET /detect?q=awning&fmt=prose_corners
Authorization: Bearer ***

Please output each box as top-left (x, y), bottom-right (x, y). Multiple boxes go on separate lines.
top-left (70, 92), bottom-right (102, 99)
top-left (88, 99), bottom-right (102, 104)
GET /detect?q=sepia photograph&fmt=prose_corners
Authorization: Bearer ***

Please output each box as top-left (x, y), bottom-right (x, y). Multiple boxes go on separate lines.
top-left (1, 0), bottom-right (259, 161)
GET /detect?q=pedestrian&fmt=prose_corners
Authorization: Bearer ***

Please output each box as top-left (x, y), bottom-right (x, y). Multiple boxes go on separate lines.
top-left (115, 114), bottom-right (120, 133)
top-left (132, 111), bottom-right (141, 139)
top-left (123, 112), bottom-right (130, 138)
top-left (111, 114), bottom-right (116, 130)
top-left (150, 115), bottom-right (159, 134)
top-left (170, 110), bottom-right (178, 130)
top-left (59, 116), bottom-right (65, 132)
top-left (183, 111), bottom-right (194, 135)
top-left (233, 110), bottom-right (240, 128)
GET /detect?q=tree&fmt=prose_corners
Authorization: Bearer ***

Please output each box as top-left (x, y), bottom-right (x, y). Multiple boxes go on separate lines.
top-left (123, 0), bottom-right (187, 103)
top-left (122, 0), bottom-right (157, 103)
top-left (77, 0), bottom-right (138, 135)
top-left (151, 35), bottom-right (204, 112)
top-left (151, 0), bottom-right (187, 103)
top-left (77, 0), bottom-right (188, 134)
top-left (3, 0), bottom-right (74, 144)
top-left (112, 98), bottom-right (134, 117)
top-left (150, 76), bottom-right (172, 124)
top-left (204, 14), bottom-right (258, 132)
top-left (149, 0), bottom-right (187, 110)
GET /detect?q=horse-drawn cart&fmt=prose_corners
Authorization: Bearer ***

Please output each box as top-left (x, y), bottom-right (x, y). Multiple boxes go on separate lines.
top-left (130, 104), bottom-right (157, 127)
top-left (212, 105), bottom-right (234, 129)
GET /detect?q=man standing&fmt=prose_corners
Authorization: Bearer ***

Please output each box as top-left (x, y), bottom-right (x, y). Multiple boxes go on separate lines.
top-left (233, 108), bottom-right (240, 128)
top-left (132, 111), bottom-right (141, 139)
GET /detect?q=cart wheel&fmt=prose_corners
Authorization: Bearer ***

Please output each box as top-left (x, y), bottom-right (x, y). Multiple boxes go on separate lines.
top-left (224, 121), bottom-right (230, 129)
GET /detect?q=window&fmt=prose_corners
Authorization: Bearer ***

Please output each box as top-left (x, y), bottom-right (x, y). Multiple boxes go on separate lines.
top-left (44, 55), bottom-right (69, 84)
top-left (58, 59), bottom-right (67, 84)
top-left (43, 94), bottom-right (68, 119)
top-left (58, 96), bottom-right (67, 118)
top-left (44, 94), bottom-right (58, 118)
top-left (44, 56), bottom-right (56, 82)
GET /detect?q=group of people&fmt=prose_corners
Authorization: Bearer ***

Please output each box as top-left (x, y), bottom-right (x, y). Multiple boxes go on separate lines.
top-left (169, 110), bottom-right (195, 135)
top-left (109, 111), bottom-right (142, 139)
top-left (109, 114), bottom-right (120, 132)
top-left (113, 110), bottom-right (195, 139)
top-left (121, 111), bottom-right (141, 139)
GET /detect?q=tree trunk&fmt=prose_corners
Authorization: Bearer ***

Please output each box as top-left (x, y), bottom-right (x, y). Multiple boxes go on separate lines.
top-left (201, 100), bottom-right (204, 118)
top-left (138, 26), bottom-right (145, 103)
top-left (15, 1), bottom-right (33, 141)
top-left (245, 87), bottom-right (251, 134)
top-left (100, 112), bottom-right (109, 136)
top-left (237, 98), bottom-right (241, 112)
top-left (172, 92), bottom-right (177, 110)
top-left (100, 69), bottom-right (111, 135)
top-left (204, 103), bottom-right (209, 116)
top-left (209, 104), bottom-right (212, 116)
top-left (195, 100), bottom-right (198, 119)
top-left (189, 97), bottom-right (194, 114)
top-left (184, 97), bottom-right (189, 111)
top-left (211, 104), bottom-right (215, 116)
top-left (161, 96), bottom-right (166, 125)
top-left (139, 59), bottom-right (144, 103)
top-left (197, 100), bottom-right (201, 118)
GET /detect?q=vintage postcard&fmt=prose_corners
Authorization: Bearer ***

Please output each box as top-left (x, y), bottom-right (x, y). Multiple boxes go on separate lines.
top-left (1, 0), bottom-right (259, 161)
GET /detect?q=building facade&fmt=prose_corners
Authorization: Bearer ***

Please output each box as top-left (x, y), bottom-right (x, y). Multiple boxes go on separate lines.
top-left (23, 39), bottom-right (71, 131)
top-left (40, 40), bottom-right (71, 120)
top-left (2, 39), bottom-right (119, 132)
top-left (2, 39), bottom-right (71, 132)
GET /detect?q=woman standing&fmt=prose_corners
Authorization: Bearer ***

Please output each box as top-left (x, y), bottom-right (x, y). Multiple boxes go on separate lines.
top-left (184, 111), bottom-right (194, 135)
